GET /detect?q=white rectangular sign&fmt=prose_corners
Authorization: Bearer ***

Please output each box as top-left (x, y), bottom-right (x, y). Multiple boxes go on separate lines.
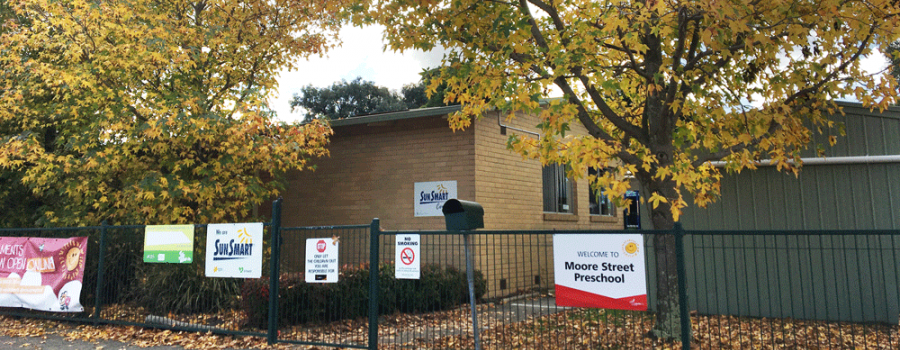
top-left (305, 238), bottom-right (339, 283)
top-left (395, 234), bottom-right (420, 279)
top-left (205, 223), bottom-right (263, 278)
top-left (553, 234), bottom-right (647, 310)
top-left (414, 181), bottom-right (457, 217)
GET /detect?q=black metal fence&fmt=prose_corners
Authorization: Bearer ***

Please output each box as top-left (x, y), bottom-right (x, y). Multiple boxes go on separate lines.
top-left (0, 199), bottom-right (898, 349)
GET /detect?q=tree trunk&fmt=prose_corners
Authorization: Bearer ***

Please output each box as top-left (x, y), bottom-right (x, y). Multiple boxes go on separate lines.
top-left (640, 175), bottom-right (684, 340)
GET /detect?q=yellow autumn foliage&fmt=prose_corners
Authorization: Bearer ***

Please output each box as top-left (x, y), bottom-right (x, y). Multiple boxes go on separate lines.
top-left (357, 0), bottom-right (900, 228)
top-left (0, 0), bottom-right (347, 226)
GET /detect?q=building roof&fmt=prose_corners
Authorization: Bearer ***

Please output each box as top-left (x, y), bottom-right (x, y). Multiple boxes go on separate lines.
top-left (325, 100), bottom-right (899, 127)
top-left (329, 105), bottom-right (462, 127)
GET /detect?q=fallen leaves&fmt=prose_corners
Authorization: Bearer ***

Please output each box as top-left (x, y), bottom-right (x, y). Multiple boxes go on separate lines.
top-left (1, 300), bottom-right (898, 349)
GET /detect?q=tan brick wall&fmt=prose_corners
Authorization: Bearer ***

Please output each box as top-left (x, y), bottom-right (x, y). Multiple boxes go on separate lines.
top-left (282, 115), bottom-right (476, 230)
top-left (471, 110), bottom-right (624, 297)
top-left (280, 115), bottom-right (475, 269)
top-left (278, 110), bottom-right (627, 298)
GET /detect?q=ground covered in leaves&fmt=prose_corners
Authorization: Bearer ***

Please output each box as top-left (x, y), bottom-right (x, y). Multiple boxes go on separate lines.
top-left (1, 303), bottom-right (898, 349)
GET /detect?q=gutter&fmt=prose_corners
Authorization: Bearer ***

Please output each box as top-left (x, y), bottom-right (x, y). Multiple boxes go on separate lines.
top-left (708, 155), bottom-right (900, 167)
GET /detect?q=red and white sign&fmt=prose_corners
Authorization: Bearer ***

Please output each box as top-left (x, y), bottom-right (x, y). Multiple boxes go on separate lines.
top-left (305, 238), bottom-right (339, 283)
top-left (395, 234), bottom-right (420, 279)
top-left (400, 248), bottom-right (415, 265)
top-left (553, 234), bottom-right (647, 310)
top-left (0, 236), bottom-right (88, 312)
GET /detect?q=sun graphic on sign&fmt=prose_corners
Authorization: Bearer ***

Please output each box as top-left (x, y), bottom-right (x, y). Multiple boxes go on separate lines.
top-left (622, 239), bottom-right (640, 257)
top-left (57, 240), bottom-right (85, 280)
top-left (238, 228), bottom-right (252, 244)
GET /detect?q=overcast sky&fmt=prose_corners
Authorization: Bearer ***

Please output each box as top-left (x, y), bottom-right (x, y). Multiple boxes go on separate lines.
top-left (269, 25), bottom-right (892, 124)
top-left (269, 25), bottom-right (449, 124)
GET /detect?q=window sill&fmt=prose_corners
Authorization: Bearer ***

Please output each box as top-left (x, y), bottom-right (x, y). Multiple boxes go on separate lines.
top-left (543, 213), bottom-right (578, 222)
top-left (590, 215), bottom-right (618, 223)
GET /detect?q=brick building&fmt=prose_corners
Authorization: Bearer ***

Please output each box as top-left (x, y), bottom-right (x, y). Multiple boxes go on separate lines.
top-left (279, 105), bottom-right (624, 296)
top-left (282, 105), bottom-right (624, 230)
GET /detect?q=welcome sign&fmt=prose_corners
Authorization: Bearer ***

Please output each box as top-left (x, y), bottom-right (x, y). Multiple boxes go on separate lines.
top-left (0, 236), bottom-right (87, 312)
top-left (205, 223), bottom-right (263, 278)
top-left (553, 234), bottom-right (647, 310)
top-left (414, 181), bottom-right (457, 217)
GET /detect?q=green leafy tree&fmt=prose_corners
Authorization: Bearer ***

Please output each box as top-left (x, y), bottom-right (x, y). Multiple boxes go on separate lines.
top-left (290, 71), bottom-right (450, 122)
top-left (401, 68), bottom-right (450, 109)
top-left (0, 0), bottom-right (344, 226)
top-left (888, 41), bottom-right (900, 89)
top-left (356, 0), bottom-right (900, 338)
top-left (290, 77), bottom-right (408, 121)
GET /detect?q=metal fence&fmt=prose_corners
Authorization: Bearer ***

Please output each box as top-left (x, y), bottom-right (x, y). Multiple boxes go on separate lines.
top-left (0, 199), bottom-right (898, 349)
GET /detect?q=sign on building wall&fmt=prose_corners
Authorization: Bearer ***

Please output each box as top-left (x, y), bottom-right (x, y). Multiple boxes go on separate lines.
top-left (414, 181), bottom-right (457, 217)
top-left (205, 223), bottom-right (263, 278)
top-left (395, 234), bottom-right (420, 279)
top-left (144, 225), bottom-right (194, 263)
top-left (553, 234), bottom-right (647, 310)
top-left (0, 236), bottom-right (87, 312)
top-left (305, 238), bottom-right (339, 283)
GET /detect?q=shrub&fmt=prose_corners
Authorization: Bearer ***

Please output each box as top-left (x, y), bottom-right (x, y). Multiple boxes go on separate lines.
top-left (129, 231), bottom-right (240, 314)
top-left (241, 263), bottom-right (487, 328)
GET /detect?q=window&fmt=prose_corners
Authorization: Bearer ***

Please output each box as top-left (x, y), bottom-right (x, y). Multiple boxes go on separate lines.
top-left (543, 164), bottom-right (573, 213)
top-left (589, 168), bottom-right (614, 216)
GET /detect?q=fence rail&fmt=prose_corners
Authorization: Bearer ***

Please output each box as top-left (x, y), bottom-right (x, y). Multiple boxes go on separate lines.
top-left (0, 199), bottom-right (897, 349)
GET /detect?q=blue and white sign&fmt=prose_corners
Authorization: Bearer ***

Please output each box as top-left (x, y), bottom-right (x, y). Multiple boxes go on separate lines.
top-left (205, 223), bottom-right (263, 278)
top-left (414, 181), bottom-right (457, 217)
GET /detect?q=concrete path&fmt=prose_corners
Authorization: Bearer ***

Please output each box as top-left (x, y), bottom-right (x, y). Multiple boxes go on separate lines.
top-left (0, 334), bottom-right (186, 350)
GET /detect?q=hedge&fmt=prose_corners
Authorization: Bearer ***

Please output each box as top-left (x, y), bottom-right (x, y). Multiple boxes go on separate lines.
top-left (241, 262), bottom-right (486, 328)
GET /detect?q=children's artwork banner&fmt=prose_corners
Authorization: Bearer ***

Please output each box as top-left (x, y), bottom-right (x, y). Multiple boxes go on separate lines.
top-left (144, 225), bottom-right (194, 263)
top-left (0, 236), bottom-right (87, 312)
top-left (553, 234), bottom-right (647, 310)
top-left (205, 223), bottom-right (263, 278)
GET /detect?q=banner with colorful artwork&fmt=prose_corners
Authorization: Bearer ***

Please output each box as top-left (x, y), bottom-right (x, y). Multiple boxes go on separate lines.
top-left (0, 236), bottom-right (88, 312)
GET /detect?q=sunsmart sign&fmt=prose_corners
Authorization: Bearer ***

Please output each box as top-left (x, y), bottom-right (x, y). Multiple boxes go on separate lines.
top-left (414, 181), bottom-right (457, 217)
top-left (205, 223), bottom-right (263, 278)
top-left (395, 234), bottom-right (420, 279)
top-left (553, 234), bottom-right (647, 310)
top-left (305, 238), bottom-right (339, 283)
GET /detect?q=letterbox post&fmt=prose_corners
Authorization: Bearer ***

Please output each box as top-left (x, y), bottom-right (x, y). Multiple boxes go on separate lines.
top-left (442, 199), bottom-right (484, 350)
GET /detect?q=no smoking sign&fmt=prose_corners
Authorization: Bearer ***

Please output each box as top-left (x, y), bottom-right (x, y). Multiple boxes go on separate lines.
top-left (395, 234), bottom-right (420, 279)
top-left (400, 247), bottom-right (415, 265)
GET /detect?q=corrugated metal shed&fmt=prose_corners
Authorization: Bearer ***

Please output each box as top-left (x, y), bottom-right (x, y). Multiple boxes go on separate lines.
top-left (662, 101), bottom-right (900, 230)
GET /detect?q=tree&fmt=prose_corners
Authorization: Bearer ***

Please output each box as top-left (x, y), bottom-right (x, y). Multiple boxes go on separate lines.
top-left (888, 41), bottom-right (900, 87)
top-left (357, 0), bottom-right (900, 339)
top-left (0, 0), bottom-right (343, 226)
top-left (400, 68), bottom-right (450, 109)
top-left (290, 77), bottom-right (407, 121)
top-left (290, 73), bottom-right (449, 122)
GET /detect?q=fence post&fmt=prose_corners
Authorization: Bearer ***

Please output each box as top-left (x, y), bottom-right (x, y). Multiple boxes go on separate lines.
top-left (368, 219), bottom-right (381, 350)
top-left (93, 220), bottom-right (108, 323)
top-left (267, 198), bottom-right (283, 345)
top-left (674, 223), bottom-right (691, 350)
top-left (464, 232), bottom-right (481, 350)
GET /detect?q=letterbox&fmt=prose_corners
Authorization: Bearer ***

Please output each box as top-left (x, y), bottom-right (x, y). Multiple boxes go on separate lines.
top-left (442, 199), bottom-right (484, 231)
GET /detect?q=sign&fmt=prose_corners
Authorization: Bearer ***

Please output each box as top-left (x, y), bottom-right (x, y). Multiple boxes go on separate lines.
top-left (0, 236), bottom-right (87, 312)
top-left (394, 234), bottom-right (420, 279)
top-left (144, 225), bottom-right (194, 263)
top-left (205, 223), bottom-right (263, 278)
top-left (414, 181), bottom-right (457, 217)
top-left (305, 238), bottom-right (339, 283)
top-left (553, 234), bottom-right (647, 310)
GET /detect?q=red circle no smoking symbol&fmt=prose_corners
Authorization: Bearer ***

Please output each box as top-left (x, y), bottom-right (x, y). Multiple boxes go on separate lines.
top-left (400, 248), bottom-right (415, 265)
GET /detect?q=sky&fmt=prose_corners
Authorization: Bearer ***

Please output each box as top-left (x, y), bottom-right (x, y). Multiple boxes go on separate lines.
top-left (269, 25), bottom-right (893, 124)
top-left (269, 25), bottom-right (449, 124)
